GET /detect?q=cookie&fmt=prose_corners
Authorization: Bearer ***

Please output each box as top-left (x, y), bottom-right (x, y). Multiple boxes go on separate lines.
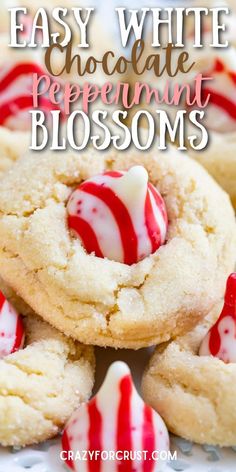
top-left (189, 132), bottom-right (236, 209)
top-left (178, 24), bottom-right (236, 207)
top-left (141, 303), bottom-right (236, 446)
top-left (187, 47), bottom-right (236, 208)
top-left (0, 9), bottom-right (35, 175)
top-left (0, 146), bottom-right (235, 349)
top-left (128, 8), bottom-right (236, 210)
top-left (0, 282), bottom-right (95, 447)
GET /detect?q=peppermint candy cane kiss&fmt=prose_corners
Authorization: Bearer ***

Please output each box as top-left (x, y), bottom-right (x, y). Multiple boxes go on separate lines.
top-left (199, 273), bottom-right (236, 363)
top-left (0, 291), bottom-right (25, 359)
top-left (67, 166), bottom-right (168, 265)
top-left (0, 61), bottom-right (63, 131)
top-left (62, 361), bottom-right (169, 472)
top-left (0, 2), bottom-right (59, 130)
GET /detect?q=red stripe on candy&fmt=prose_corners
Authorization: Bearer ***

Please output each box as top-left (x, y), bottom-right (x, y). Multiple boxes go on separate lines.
top-left (88, 398), bottom-right (102, 472)
top-left (145, 190), bottom-right (161, 253)
top-left (229, 71), bottom-right (236, 86)
top-left (206, 275), bottom-right (236, 357)
top-left (208, 324), bottom-right (221, 356)
top-left (213, 59), bottom-right (225, 73)
top-left (117, 375), bottom-right (133, 472)
top-left (0, 291), bottom-right (6, 312)
top-left (12, 315), bottom-right (24, 353)
top-left (103, 171), bottom-right (123, 178)
top-left (68, 214), bottom-right (103, 258)
top-left (0, 63), bottom-right (44, 93)
top-left (208, 277), bottom-right (236, 356)
top-left (142, 405), bottom-right (155, 472)
top-left (61, 430), bottom-right (76, 471)
top-left (149, 184), bottom-right (168, 227)
top-left (202, 88), bottom-right (236, 121)
top-left (212, 58), bottom-right (236, 86)
top-left (80, 183), bottom-right (138, 265)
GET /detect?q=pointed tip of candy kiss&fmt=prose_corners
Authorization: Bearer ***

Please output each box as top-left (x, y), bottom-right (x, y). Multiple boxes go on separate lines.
top-left (225, 273), bottom-right (236, 306)
top-left (105, 360), bottom-right (131, 379)
top-left (126, 165), bottom-right (149, 183)
top-left (98, 361), bottom-right (133, 397)
top-left (118, 165), bottom-right (148, 194)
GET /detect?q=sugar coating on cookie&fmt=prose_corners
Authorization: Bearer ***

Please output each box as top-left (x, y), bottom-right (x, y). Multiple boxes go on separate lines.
top-left (141, 306), bottom-right (236, 447)
top-left (62, 361), bottom-right (169, 472)
top-left (199, 273), bottom-right (236, 363)
top-left (0, 126), bottom-right (30, 177)
top-left (0, 290), bottom-right (24, 358)
top-left (0, 305), bottom-right (95, 447)
top-left (67, 166), bottom-right (168, 265)
top-left (0, 147), bottom-right (235, 348)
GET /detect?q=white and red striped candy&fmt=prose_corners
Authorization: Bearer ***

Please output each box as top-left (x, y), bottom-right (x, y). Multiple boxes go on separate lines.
top-left (67, 166), bottom-right (168, 265)
top-left (199, 273), bottom-right (236, 363)
top-left (0, 290), bottom-right (25, 358)
top-left (62, 361), bottom-right (169, 472)
top-left (0, 61), bottom-right (62, 130)
top-left (202, 55), bottom-right (236, 133)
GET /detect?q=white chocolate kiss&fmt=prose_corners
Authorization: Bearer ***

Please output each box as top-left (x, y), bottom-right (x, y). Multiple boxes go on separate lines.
top-left (199, 316), bottom-right (236, 363)
top-left (63, 361), bottom-right (169, 472)
top-left (67, 166), bottom-right (167, 264)
top-left (0, 299), bottom-right (24, 358)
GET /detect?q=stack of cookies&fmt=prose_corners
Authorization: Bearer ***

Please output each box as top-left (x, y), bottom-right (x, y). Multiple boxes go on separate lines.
top-left (0, 1), bottom-right (236, 471)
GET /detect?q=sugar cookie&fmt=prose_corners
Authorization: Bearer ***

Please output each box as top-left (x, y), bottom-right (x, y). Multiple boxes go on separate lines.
top-left (0, 147), bottom-right (234, 348)
top-left (142, 303), bottom-right (236, 446)
top-left (0, 284), bottom-right (95, 447)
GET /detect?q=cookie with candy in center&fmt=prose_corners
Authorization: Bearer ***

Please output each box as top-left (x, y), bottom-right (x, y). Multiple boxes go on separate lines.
top-left (187, 44), bottom-right (236, 208)
top-left (0, 9), bottom-right (64, 175)
top-left (142, 274), bottom-right (236, 446)
top-left (0, 145), bottom-right (234, 348)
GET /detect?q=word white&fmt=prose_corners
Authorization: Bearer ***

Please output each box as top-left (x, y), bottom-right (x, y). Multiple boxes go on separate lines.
top-left (30, 109), bottom-right (208, 152)
top-left (60, 449), bottom-right (178, 462)
top-left (116, 7), bottom-right (229, 48)
top-left (9, 7), bottom-right (229, 49)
